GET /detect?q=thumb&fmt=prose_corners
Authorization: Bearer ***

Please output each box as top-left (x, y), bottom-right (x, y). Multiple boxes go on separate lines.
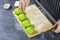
top-left (54, 23), bottom-right (60, 33)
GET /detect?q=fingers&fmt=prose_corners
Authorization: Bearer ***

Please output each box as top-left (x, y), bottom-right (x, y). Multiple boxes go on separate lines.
top-left (25, 0), bottom-right (30, 6)
top-left (51, 20), bottom-right (60, 33)
top-left (20, 0), bottom-right (25, 11)
top-left (54, 24), bottom-right (60, 33)
top-left (19, 0), bottom-right (30, 12)
top-left (21, 2), bottom-right (25, 11)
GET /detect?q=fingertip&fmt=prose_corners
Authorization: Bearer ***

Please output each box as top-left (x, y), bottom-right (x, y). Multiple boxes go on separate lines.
top-left (54, 29), bottom-right (59, 33)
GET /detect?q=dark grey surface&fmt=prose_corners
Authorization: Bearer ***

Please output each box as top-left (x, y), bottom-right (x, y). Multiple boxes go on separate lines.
top-left (0, 0), bottom-right (60, 40)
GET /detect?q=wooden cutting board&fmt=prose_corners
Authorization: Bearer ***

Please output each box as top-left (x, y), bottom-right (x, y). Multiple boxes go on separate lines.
top-left (13, 4), bottom-right (53, 38)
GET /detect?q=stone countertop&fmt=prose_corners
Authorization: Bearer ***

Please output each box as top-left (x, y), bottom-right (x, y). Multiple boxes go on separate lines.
top-left (0, 0), bottom-right (60, 40)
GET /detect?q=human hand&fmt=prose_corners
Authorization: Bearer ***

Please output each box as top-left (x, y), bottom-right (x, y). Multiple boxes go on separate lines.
top-left (54, 20), bottom-right (60, 33)
top-left (19, 0), bottom-right (30, 11)
top-left (52, 20), bottom-right (60, 33)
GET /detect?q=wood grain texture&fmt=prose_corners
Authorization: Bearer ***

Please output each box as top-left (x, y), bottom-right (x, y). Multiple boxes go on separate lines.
top-left (13, 4), bottom-right (53, 38)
